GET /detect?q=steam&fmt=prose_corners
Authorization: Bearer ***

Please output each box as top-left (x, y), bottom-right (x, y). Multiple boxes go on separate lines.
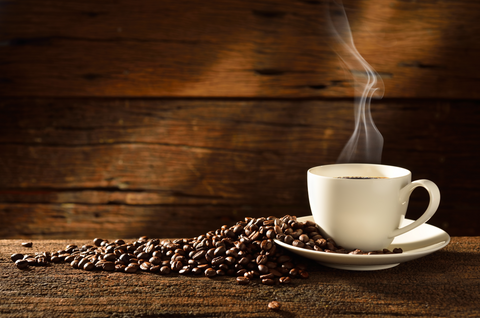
top-left (325, 0), bottom-right (385, 164)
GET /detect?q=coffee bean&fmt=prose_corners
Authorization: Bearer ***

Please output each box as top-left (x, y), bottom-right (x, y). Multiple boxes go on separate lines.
top-left (256, 255), bottom-right (268, 265)
top-left (125, 264), bottom-right (139, 273)
top-left (284, 235), bottom-right (294, 245)
top-left (22, 242), bottom-right (33, 248)
top-left (236, 276), bottom-right (250, 285)
top-left (93, 238), bottom-right (104, 247)
top-left (211, 256), bottom-right (225, 266)
top-left (64, 255), bottom-right (75, 263)
top-left (171, 260), bottom-right (183, 272)
top-left (36, 257), bottom-right (47, 266)
top-left (292, 240), bottom-right (305, 248)
top-left (83, 262), bottom-right (95, 271)
top-left (258, 264), bottom-right (269, 274)
top-left (15, 259), bottom-right (29, 269)
top-left (299, 234), bottom-right (310, 243)
top-left (149, 265), bottom-right (160, 273)
top-left (159, 266), bottom-right (171, 275)
top-left (262, 278), bottom-right (276, 286)
top-left (260, 239), bottom-right (273, 251)
top-left (11, 253), bottom-right (24, 262)
top-left (140, 262), bottom-right (152, 271)
top-left (179, 266), bottom-right (191, 275)
top-left (214, 246), bottom-right (226, 256)
top-left (299, 270), bottom-right (309, 279)
top-left (279, 276), bottom-right (292, 284)
top-left (103, 253), bottom-right (116, 261)
top-left (204, 268), bottom-right (216, 278)
top-left (268, 301), bottom-right (281, 311)
top-left (102, 261), bottom-right (115, 271)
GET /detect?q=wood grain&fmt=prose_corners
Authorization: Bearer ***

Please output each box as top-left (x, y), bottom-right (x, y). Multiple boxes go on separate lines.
top-left (0, 0), bottom-right (479, 98)
top-left (0, 98), bottom-right (478, 238)
top-left (1, 237), bottom-right (479, 317)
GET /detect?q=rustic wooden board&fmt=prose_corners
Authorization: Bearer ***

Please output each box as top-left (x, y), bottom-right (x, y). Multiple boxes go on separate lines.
top-left (0, 0), bottom-right (479, 98)
top-left (1, 237), bottom-right (479, 317)
top-left (0, 98), bottom-right (479, 238)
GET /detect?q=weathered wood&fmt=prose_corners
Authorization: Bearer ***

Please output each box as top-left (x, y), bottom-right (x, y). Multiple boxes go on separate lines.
top-left (0, 0), bottom-right (479, 98)
top-left (0, 98), bottom-right (479, 238)
top-left (1, 237), bottom-right (479, 317)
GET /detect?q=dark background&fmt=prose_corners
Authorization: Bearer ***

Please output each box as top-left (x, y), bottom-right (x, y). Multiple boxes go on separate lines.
top-left (1, 0), bottom-right (479, 239)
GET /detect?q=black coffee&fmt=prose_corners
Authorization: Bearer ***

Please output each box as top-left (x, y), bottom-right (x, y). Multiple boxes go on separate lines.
top-left (337, 176), bottom-right (388, 179)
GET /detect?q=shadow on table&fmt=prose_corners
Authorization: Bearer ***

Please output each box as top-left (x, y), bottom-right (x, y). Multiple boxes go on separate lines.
top-left (304, 250), bottom-right (480, 314)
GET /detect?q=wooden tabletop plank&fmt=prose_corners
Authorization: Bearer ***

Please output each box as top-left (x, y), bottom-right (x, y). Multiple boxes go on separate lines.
top-left (0, 0), bottom-right (479, 98)
top-left (1, 237), bottom-right (479, 317)
top-left (1, 98), bottom-right (479, 238)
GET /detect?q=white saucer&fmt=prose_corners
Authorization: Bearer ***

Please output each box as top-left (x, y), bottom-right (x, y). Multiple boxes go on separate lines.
top-left (274, 216), bottom-right (450, 271)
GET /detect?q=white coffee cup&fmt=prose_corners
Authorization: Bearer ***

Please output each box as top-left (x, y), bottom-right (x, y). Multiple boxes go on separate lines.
top-left (307, 163), bottom-right (440, 252)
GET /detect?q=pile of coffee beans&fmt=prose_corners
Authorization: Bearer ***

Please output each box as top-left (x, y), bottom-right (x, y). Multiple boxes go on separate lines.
top-left (11, 215), bottom-right (314, 286)
top-left (276, 215), bottom-right (403, 255)
top-left (11, 215), bottom-right (403, 285)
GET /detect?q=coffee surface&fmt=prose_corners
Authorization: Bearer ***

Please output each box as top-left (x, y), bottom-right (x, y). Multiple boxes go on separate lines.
top-left (337, 176), bottom-right (388, 179)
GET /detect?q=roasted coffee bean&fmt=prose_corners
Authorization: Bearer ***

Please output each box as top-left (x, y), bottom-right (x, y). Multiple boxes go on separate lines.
top-left (192, 250), bottom-right (206, 260)
top-left (279, 276), bottom-right (292, 284)
top-left (292, 240), bottom-right (305, 248)
top-left (204, 267), bottom-right (216, 278)
top-left (159, 266), bottom-right (171, 275)
top-left (299, 234), bottom-right (310, 243)
top-left (256, 255), bottom-right (268, 265)
top-left (236, 276), bottom-right (250, 285)
top-left (258, 264), bottom-right (269, 274)
top-left (64, 255), bottom-right (76, 263)
top-left (171, 260), bottom-right (183, 272)
top-left (393, 248), bottom-right (403, 253)
top-left (125, 264), bottom-right (139, 273)
top-left (284, 235), bottom-right (294, 245)
top-left (214, 246), bottom-right (226, 256)
top-left (299, 270), bottom-right (309, 279)
top-left (268, 301), bottom-right (281, 311)
top-left (102, 253), bottom-right (115, 261)
top-left (260, 240), bottom-right (273, 251)
top-left (190, 267), bottom-right (203, 275)
top-left (22, 242), bottom-right (33, 248)
top-left (140, 262), bottom-right (152, 271)
top-left (36, 257), bottom-right (47, 266)
top-left (102, 261), bottom-right (115, 271)
top-left (262, 278), bottom-right (276, 286)
top-left (83, 262), bottom-right (95, 271)
top-left (11, 253), bottom-right (24, 262)
top-left (50, 256), bottom-right (62, 263)
top-left (15, 259), bottom-right (29, 269)
top-left (211, 256), bottom-right (225, 266)
top-left (179, 266), bottom-right (191, 275)
top-left (148, 256), bottom-right (161, 265)
top-left (149, 265), bottom-right (160, 273)
top-left (93, 238), bottom-right (104, 247)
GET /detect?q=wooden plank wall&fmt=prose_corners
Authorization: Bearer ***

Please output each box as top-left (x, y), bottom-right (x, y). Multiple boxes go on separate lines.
top-left (1, 0), bottom-right (479, 238)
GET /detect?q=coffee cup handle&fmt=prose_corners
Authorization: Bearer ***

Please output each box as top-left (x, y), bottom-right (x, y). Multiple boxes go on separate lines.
top-left (389, 179), bottom-right (441, 238)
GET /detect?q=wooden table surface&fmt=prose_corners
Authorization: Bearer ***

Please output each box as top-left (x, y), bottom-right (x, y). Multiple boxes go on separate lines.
top-left (1, 237), bottom-right (479, 317)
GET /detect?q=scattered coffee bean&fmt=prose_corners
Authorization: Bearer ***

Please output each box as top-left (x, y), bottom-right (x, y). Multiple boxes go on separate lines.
top-left (11, 254), bottom-right (23, 262)
top-left (15, 259), bottom-right (29, 269)
top-left (22, 242), bottom-right (33, 248)
top-left (268, 301), bottom-right (281, 311)
top-left (236, 276), bottom-right (250, 285)
top-left (10, 215), bottom-right (317, 287)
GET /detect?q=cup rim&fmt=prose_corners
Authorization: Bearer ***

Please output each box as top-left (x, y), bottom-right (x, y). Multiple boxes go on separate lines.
top-left (308, 163), bottom-right (411, 180)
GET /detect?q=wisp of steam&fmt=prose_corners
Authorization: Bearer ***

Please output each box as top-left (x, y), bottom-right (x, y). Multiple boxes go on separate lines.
top-left (325, 0), bottom-right (385, 164)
